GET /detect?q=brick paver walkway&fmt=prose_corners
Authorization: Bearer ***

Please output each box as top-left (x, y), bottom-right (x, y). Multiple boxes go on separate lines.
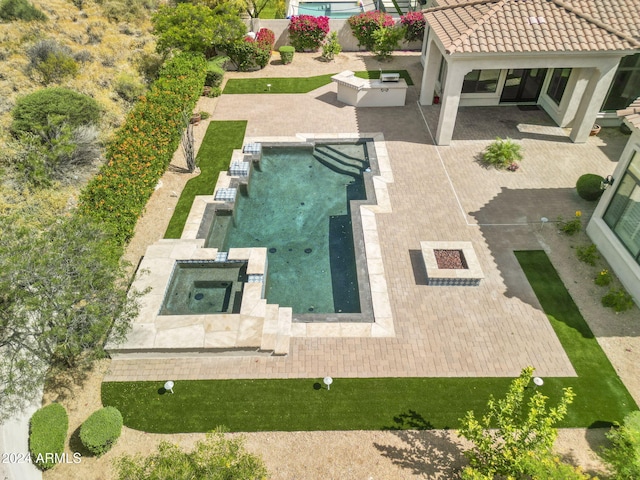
top-left (105, 53), bottom-right (627, 382)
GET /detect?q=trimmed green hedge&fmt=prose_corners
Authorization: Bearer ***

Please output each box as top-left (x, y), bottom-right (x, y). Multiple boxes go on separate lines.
top-left (278, 45), bottom-right (294, 64)
top-left (80, 406), bottom-right (123, 456)
top-left (576, 173), bottom-right (605, 201)
top-left (29, 403), bottom-right (68, 471)
top-left (78, 52), bottom-right (206, 246)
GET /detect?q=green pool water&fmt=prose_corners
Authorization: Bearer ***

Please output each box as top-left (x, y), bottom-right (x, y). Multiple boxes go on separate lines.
top-left (217, 143), bottom-right (369, 314)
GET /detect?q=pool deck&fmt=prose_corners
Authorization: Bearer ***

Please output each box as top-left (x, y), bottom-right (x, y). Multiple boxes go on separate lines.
top-left (105, 52), bottom-right (630, 381)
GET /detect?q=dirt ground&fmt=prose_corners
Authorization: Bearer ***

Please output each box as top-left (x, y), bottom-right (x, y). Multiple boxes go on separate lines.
top-left (43, 52), bottom-right (640, 480)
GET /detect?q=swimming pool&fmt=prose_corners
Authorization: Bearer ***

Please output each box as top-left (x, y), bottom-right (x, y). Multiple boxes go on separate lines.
top-left (297, 1), bottom-right (363, 19)
top-left (207, 142), bottom-right (371, 315)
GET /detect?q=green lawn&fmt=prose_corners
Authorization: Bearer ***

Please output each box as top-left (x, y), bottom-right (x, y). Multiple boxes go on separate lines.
top-left (164, 121), bottom-right (247, 239)
top-left (103, 251), bottom-right (637, 432)
top-left (222, 70), bottom-right (414, 94)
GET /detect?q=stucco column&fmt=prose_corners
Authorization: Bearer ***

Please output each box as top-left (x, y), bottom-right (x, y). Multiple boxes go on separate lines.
top-left (419, 36), bottom-right (443, 106)
top-left (434, 62), bottom-right (468, 146)
top-left (569, 60), bottom-right (619, 143)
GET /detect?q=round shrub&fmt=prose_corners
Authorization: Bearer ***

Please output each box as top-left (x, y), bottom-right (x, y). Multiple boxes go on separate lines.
top-left (482, 137), bottom-right (523, 169)
top-left (11, 87), bottom-right (101, 137)
top-left (576, 173), bottom-right (605, 201)
top-left (80, 406), bottom-right (123, 456)
top-left (279, 45), bottom-right (294, 64)
top-left (29, 403), bottom-right (68, 471)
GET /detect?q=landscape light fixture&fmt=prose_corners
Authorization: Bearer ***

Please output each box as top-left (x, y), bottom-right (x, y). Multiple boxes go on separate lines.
top-left (601, 175), bottom-right (615, 189)
top-left (164, 380), bottom-right (175, 394)
top-left (267, 84), bottom-right (272, 92)
top-left (533, 377), bottom-right (544, 388)
top-left (323, 376), bottom-right (333, 391)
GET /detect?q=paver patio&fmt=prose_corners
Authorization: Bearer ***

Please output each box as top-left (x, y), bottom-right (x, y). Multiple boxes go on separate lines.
top-left (105, 53), bottom-right (627, 382)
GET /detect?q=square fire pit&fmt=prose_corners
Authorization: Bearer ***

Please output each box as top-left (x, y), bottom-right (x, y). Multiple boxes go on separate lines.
top-left (420, 241), bottom-right (484, 286)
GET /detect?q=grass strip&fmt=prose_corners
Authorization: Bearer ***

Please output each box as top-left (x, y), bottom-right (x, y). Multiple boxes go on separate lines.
top-left (222, 69), bottom-right (414, 94)
top-left (164, 121), bottom-right (247, 238)
top-left (514, 250), bottom-right (637, 427)
top-left (103, 252), bottom-right (637, 432)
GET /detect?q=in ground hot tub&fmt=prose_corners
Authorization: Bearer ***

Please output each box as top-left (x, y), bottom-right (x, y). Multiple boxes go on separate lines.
top-left (160, 261), bottom-right (247, 315)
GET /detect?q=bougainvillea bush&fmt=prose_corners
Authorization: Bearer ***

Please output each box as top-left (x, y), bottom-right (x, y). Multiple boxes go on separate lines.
top-left (400, 11), bottom-right (426, 42)
top-left (348, 10), bottom-right (394, 50)
top-left (79, 53), bottom-right (206, 246)
top-left (288, 15), bottom-right (329, 51)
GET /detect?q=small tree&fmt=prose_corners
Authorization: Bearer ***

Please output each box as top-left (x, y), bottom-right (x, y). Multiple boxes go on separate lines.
top-left (372, 24), bottom-right (404, 59)
top-left (321, 31), bottom-right (341, 61)
top-left (152, 3), bottom-right (246, 57)
top-left (0, 216), bottom-right (140, 419)
top-left (288, 15), bottom-right (329, 52)
top-left (115, 429), bottom-right (268, 479)
top-left (603, 411), bottom-right (640, 479)
top-left (458, 367), bottom-right (578, 479)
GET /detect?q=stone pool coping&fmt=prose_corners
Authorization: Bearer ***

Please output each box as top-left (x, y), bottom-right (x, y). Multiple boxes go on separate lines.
top-left (108, 133), bottom-right (396, 359)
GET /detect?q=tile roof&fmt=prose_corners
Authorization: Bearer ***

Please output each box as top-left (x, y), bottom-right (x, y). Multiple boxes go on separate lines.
top-left (618, 98), bottom-right (640, 131)
top-left (424, 0), bottom-right (640, 55)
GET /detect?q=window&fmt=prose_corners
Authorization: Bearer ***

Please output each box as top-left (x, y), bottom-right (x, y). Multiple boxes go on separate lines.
top-left (546, 68), bottom-right (571, 105)
top-left (604, 151), bottom-right (640, 263)
top-left (462, 70), bottom-right (500, 93)
top-left (602, 53), bottom-right (640, 111)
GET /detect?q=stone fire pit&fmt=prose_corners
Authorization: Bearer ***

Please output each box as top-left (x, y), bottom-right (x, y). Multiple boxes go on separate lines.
top-left (420, 241), bottom-right (484, 286)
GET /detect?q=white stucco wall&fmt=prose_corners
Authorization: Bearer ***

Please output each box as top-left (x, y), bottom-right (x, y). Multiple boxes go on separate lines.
top-left (587, 127), bottom-right (640, 307)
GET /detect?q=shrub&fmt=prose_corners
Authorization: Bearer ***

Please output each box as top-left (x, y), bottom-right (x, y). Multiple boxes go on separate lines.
top-left (26, 39), bottom-right (78, 85)
top-left (279, 45), bottom-right (294, 64)
top-left (80, 406), bottom-right (123, 456)
top-left (256, 27), bottom-right (275, 49)
top-left (576, 173), bottom-right (605, 201)
top-left (575, 243), bottom-right (599, 266)
top-left (288, 15), bottom-right (329, 52)
top-left (11, 87), bottom-right (101, 137)
top-left (321, 31), bottom-right (341, 61)
top-left (595, 269), bottom-right (612, 287)
top-left (137, 51), bottom-right (164, 84)
top-left (400, 11), bottom-right (425, 42)
top-left (226, 36), bottom-right (270, 71)
top-left (114, 73), bottom-right (145, 102)
top-left (274, 0), bottom-right (286, 18)
top-left (603, 411), bottom-right (640, 479)
top-left (481, 137), bottom-right (523, 169)
top-left (602, 288), bottom-right (635, 313)
top-left (29, 403), bottom-right (68, 471)
top-left (348, 10), bottom-right (394, 50)
top-left (0, 0), bottom-right (46, 21)
top-left (204, 63), bottom-right (224, 87)
top-left (372, 24), bottom-right (404, 59)
top-left (79, 52), bottom-right (206, 245)
top-left (557, 211), bottom-right (582, 236)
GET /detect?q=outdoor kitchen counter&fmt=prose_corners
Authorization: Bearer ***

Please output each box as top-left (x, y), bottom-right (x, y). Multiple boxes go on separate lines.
top-left (331, 70), bottom-right (407, 107)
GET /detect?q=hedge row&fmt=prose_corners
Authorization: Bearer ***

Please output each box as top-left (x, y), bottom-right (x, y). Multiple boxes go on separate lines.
top-left (80, 406), bottom-right (123, 457)
top-left (79, 52), bottom-right (206, 246)
top-left (29, 403), bottom-right (68, 470)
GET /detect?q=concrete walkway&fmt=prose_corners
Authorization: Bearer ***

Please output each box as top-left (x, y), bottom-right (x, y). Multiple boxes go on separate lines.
top-left (105, 52), bottom-right (628, 382)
